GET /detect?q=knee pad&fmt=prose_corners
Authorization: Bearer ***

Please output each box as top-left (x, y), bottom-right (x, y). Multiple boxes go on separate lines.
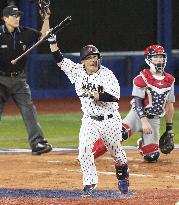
top-left (139, 144), bottom-right (160, 162)
top-left (122, 123), bottom-right (131, 141)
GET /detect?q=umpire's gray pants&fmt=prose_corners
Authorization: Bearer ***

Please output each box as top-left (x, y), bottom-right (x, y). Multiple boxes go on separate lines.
top-left (0, 74), bottom-right (44, 148)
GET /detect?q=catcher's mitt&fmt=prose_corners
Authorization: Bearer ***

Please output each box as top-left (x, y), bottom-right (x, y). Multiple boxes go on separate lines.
top-left (159, 130), bottom-right (175, 154)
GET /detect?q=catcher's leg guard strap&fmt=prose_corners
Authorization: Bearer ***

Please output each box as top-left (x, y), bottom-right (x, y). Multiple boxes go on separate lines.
top-left (122, 123), bottom-right (131, 141)
top-left (115, 163), bottom-right (129, 180)
top-left (93, 138), bottom-right (107, 159)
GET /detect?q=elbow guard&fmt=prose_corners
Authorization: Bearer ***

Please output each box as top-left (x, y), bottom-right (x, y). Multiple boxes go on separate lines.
top-left (99, 92), bottom-right (118, 102)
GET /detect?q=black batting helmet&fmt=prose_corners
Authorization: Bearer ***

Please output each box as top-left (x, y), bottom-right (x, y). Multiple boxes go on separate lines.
top-left (80, 45), bottom-right (100, 60)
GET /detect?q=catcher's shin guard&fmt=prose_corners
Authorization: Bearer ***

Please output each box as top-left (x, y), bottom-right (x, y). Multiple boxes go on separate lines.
top-left (137, 141), bottom-right (160, 162)
top-left (93, 138), bottom-right (107, 159)
top-left (143, 152), bottom-right (160, 162)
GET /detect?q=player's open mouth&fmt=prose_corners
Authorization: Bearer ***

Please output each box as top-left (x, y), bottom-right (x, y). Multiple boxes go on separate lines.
top-left (90, 62), bottom-right (97, 67)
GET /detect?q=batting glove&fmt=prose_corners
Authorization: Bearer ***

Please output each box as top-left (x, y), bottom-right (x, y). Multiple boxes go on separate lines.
top-left (48, 34), bottom-right (57, 44)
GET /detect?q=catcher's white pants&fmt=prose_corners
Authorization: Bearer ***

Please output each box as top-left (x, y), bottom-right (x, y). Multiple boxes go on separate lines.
top-left (123, 109), bottom-right (160, 144)
top-left (78, 114), bottom-right (128, 186)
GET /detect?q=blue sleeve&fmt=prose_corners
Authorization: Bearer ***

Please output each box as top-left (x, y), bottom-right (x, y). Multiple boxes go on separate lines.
top-left (134, 96), bottom-right (146, 118)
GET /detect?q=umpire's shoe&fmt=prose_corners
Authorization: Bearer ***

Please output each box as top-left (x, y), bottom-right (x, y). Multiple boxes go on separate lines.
top-left (118, 179), bottom-right (129, 194)
top-left (32, 139), bottom-right (52, 155)
top-left (81, 184), bottom-right (96, 198)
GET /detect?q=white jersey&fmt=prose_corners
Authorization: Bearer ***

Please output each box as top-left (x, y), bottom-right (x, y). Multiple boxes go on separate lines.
top-left (58, 58), bottom-right (120, 117)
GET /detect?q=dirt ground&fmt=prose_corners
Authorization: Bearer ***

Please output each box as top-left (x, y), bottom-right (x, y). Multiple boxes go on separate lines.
top-left (0, 151), bottom-right (179, 204)
top-left (0, 96), bottom-right (179, 205)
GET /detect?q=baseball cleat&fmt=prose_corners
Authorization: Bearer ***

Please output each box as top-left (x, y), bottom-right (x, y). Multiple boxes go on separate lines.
top-left (118, 179), bottom-right (129, 194)
top-left (32, 142), bottom-right (52, 155)
top-left (81, 184), bottom-right (96, 198)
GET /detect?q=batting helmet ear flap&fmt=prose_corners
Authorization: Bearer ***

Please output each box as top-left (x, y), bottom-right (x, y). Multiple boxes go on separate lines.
top-left (99, 56), bottom-right (102, 64)
top-left (97, 56), bottom-right (102, 67)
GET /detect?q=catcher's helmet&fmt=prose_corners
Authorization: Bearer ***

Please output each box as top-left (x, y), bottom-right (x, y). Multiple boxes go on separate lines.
top-left (80, 45), bottom-right (100, 60)
top-left (144, 45), bottom-right (167, 73)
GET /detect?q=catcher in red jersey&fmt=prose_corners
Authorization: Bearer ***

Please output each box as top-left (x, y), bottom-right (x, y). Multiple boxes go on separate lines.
top-left (93, 45), bottom-right (175, 162)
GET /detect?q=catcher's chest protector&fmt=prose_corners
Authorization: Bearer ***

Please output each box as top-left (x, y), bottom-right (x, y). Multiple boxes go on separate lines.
top-left (140, 69), bottom-right (175, 116)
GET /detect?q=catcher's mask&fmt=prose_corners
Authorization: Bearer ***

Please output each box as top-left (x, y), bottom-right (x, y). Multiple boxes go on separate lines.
top-left (144, 45), bottom-right (167, 73)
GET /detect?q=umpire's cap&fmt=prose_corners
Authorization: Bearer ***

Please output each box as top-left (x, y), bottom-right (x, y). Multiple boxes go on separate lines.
top-left (3, 5), bottom-right (23, 16)
top-left (80, 45), bottom-right (100, 60)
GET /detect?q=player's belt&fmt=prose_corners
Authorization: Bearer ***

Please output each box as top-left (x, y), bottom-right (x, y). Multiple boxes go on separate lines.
top-left (90, 114), bottom-right (113, 121)
top-left (0, 70), bottom-right (23, 77)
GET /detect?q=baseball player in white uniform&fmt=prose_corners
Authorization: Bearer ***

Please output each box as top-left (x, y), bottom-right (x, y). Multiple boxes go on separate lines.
top-left (92, 45), bottom-right (175, 163)
top-left (48, 39), bottom-right (129, 197)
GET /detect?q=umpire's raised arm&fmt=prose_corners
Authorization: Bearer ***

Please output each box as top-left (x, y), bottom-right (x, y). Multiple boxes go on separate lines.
top-left (40, 9), bottom-right (51, 37)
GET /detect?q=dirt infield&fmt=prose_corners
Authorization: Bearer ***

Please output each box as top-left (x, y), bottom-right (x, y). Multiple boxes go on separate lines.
top-left (0, 150), bottom-right (179, 204)
top-left (0, 96), bottom-right (179, 204)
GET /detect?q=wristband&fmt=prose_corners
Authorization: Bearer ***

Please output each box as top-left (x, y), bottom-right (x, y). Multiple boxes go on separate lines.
top-left (48, 34), bottom-right (56, 44)
top-left (52, 50), bottom-right (64, 63)
top-left (166, 123), bottom-right (173, 131)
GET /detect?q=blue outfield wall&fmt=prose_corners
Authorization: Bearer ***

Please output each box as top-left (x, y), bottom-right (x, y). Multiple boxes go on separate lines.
top-left (27, 54), bottom-right (179, 99)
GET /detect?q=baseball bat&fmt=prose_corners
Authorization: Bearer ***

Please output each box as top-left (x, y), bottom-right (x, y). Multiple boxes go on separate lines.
top-left (11, 16), bottom-right (72, 64)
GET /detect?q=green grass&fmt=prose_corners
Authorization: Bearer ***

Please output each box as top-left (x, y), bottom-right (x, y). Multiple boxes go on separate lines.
top-left (0, 111), bottom-right (178, 148)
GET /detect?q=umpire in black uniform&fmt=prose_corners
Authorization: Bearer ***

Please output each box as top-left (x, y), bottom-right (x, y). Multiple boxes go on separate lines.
top-left (0, 4), bottom-right (52, 155)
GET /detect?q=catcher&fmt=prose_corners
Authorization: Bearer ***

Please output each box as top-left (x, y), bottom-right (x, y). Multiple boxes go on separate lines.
top-left (93, 45), bottom-right (175, 162)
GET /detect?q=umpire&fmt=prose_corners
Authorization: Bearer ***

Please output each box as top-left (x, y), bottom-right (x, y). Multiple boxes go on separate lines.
top-left (0, 4), bottom-right (52, 155)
